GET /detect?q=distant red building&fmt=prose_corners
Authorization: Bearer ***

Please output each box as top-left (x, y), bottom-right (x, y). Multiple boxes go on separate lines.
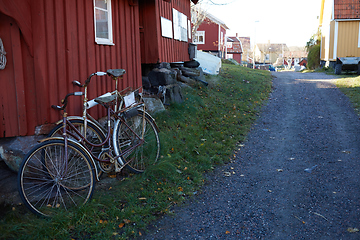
top-left (0, 0), bottom-right (197, 138)
top-left (226, 34), bottom-right (243, 63)
top-left (194, 13), bottom-right (228, 58)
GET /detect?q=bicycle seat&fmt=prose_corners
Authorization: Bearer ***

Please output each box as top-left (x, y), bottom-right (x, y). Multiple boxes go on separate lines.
top-left (95, 93), bottom-right (117, 104)
top-left (107, 69), bottom-right (126, 78)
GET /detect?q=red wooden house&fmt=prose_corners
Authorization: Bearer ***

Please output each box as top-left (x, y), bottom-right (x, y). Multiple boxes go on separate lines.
top-left (193, 12), bottom-right (228, 58)
top-left (226, 34), bottom-right (243, 63)
top-left (0, 0), bottom-right (197, 138)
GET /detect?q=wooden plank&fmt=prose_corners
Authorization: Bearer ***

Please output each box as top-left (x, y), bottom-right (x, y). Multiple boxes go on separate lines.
top-left (0, 14), bottom-right (17, 137)
top-left (10, 20), bottom-right (27, 136)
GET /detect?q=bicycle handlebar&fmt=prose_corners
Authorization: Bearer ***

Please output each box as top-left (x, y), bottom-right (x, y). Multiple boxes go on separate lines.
top-left (72, 69), bottom-right (126, 88)
top-left (51, 92), bottom-right (84, 111)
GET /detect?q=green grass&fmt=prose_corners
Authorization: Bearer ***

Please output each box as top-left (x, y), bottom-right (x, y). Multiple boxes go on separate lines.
top-left (335, 74), bottom-right (360, 115)
top-left (0, 64), bottom-right (272, 240)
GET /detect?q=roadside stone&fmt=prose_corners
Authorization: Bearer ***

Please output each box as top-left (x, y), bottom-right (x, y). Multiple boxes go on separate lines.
top-left (0, 135), bottom-right (44, 172)
top-left (143, 97), bottom-right (166, 114)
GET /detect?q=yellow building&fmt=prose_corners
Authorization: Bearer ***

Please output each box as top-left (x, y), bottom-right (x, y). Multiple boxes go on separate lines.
top-left (320, 0), bottom-right (360, 69)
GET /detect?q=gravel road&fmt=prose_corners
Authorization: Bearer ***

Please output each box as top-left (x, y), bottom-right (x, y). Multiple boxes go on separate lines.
top-left (141, 71), bottom-right (360, 239)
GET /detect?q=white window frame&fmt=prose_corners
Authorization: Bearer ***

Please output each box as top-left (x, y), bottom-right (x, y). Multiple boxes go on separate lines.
top-left (94, 0), bottom-right (114, 45)
top-left (194, 31), bottom-right (205, 44)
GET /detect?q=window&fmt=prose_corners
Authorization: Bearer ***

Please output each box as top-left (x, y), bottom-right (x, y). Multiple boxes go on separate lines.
top-left (94, 0), bottom-right (113, 45)
top-left (194, 31), bottom-right (205, 44)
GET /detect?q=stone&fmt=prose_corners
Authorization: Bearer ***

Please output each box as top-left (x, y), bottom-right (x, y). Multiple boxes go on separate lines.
top-left (148, 68), bottom-right (177, 86)
top-left (0, 135), bottom-right (44, 172)
top-left (143, 97), bottom-right (166, 114)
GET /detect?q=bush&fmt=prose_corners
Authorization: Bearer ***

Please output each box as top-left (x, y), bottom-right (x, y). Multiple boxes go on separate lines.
top-left (307, 45), bottom-right (320, 70)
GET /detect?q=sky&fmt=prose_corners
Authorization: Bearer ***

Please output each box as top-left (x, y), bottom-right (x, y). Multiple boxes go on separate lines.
top-left (201, 0), bottom-right (322, 47)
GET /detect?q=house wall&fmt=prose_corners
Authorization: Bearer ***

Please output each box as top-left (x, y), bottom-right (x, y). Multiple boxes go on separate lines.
top-left (231, 53), bottom-right (242, 63)
top-left (0, 0), bottom-right (141, 138)
top-left (196, 19), bottom-right (219, 51)
top-left (336, 21), bottom-right (360, 57)
top-left (139, 0), bottom-right (192, 64)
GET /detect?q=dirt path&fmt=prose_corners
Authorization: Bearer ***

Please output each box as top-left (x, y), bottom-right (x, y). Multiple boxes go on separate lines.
top-left (141, 71), bottom-right (360, 239)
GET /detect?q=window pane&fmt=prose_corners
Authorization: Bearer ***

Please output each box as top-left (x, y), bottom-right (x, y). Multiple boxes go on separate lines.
top-left (95, 9), bottom-right (109, 39)
top-left (95, 0), bottom-right (107, 10)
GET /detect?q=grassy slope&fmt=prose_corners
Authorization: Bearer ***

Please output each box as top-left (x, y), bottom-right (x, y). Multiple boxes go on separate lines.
top-left (335, 74), bottom-right (360, 115)
top-left (0, 64), bottom-right (272, 240)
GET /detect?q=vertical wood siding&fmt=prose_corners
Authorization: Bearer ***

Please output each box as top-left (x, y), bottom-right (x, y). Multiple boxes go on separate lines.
top-left (196, 19), bottom-right (219, 51)
top-left (336, 21), bottom-right (360, 58)
top-left (0, 0), bottom-right (141, 137)
top-left (139, 0), bottom-right (192, 64)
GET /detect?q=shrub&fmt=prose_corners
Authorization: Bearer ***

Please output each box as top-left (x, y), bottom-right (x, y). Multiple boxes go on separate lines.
top-left (307, 45), bottom-right (320, 70)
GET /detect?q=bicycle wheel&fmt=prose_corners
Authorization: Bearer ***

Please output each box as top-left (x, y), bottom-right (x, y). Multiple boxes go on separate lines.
top-left (113, 111), bottom-right (160, 173)
top-left (48, 119), bottom-right (107, 178)
top-left (18, 139), bottom-right (95, 217)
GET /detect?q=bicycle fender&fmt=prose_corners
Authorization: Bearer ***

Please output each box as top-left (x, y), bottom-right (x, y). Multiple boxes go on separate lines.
top-left (138, 109), bottom-right (160, 133)
top-left (54, 116), bottom-right (85, 125)
top-left (53, 116), bottom-right (106, 139)
top-left (37, 137), bottom-right (100, 182)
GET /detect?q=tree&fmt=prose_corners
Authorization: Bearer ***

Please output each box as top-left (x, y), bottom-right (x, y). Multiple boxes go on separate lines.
top-left (306, 28), bottom-right (321, 69)
top-left (191, 0), bottom-right (233, 42)
top-left (191, 2), bottom-right (207, 41)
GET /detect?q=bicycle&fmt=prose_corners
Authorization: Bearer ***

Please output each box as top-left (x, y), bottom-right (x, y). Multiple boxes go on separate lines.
top-left (18, 70), bottom-right (160, 217)
top-left (47, 69), bottom-right (160, 176)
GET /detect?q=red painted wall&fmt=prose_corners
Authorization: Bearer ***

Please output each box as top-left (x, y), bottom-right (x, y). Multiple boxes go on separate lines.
top-left (196, 19), bottom-right (219, 51)
top-left (196, 17), bottom-right (227, 57)
top-left (139, 0), bottom-right (192, 64)
top-left (0, 0), bottom-right (141, 137)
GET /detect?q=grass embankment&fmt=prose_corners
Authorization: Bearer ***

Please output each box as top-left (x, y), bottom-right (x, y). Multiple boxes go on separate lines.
top-left (336, 74), bottom-right (360, 115)
top-left (0, 64), bottom-right (272, 239)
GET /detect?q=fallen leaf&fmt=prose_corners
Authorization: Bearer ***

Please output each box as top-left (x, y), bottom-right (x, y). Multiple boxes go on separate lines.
top-left (268, 190), bottom-right (272, 193)
top-left (225, 231), bottom-right (230, 234)
top-left (138, 197), bottom-right (147, 200)
top-left (123, 219), bottom-right (131, 224)
top-left (347, 228), bottom-right (359, 233)
top-left (119, 223), bottom-right (125, 228)
top-left (139, 232), bottom-right (142, 236)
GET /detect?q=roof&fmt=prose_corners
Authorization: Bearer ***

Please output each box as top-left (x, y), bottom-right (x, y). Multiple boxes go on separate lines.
top-left (227, 36), bottom-right (243, 53)
top-left (205, 12), bottom-right (229, 29)
top-left (334, 0), bottom-right (360, 19)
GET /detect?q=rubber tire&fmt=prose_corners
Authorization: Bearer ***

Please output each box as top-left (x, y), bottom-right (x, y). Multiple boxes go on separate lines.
top-left (335, 64), bottom-right (342, 75)
top-left (47, 119), bottom-right (106, 178)
top-left (113, 111), bottom-right (160, 173)
top-left (18, 139), bottom-right (95, 217)
top-left (184, 60), bottom-right (200, 68)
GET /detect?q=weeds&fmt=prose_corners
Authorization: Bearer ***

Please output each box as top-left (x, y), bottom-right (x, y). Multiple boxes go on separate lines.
top-left (0, 64), bottom-right (272, 239)
top-left (336, 74), bottom-right (360, 115)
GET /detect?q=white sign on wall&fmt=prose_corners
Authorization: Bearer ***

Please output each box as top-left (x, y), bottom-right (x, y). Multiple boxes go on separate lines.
top-left (173, 8), bottom-right (188, 42)
top-left (161, 17), bottom-right (173, 39)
